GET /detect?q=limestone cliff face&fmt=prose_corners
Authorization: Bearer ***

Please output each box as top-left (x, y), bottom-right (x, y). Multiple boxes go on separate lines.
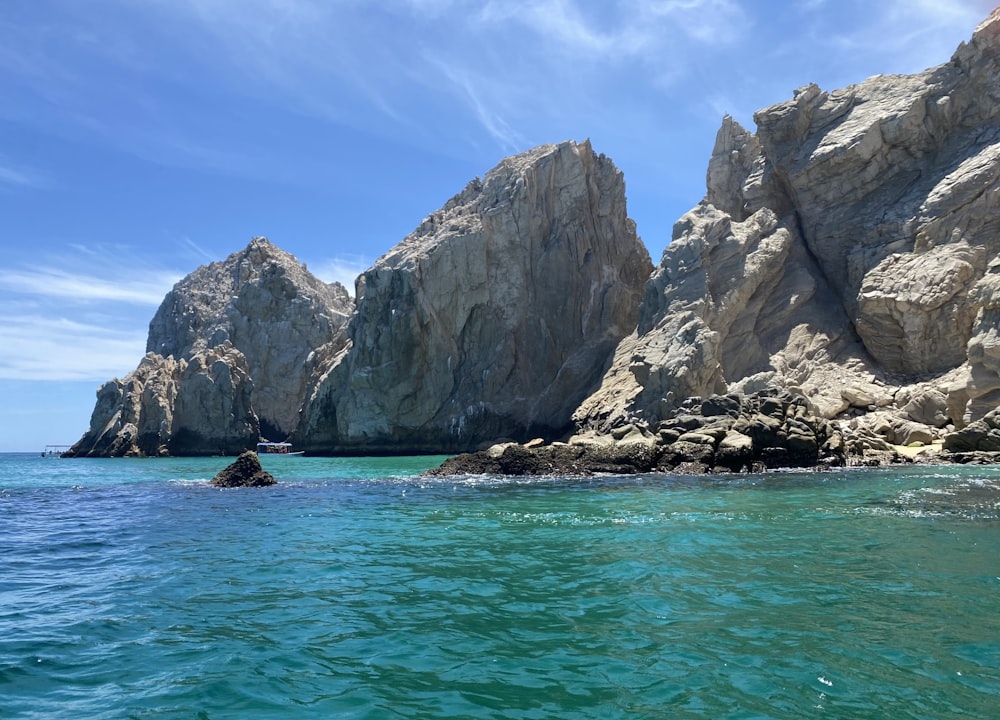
top-left (67, 239), bottom-right (353, 457)
top-left (576, 10), bottom-right (1000, 432)
top-left (296, 140), bottom-right (652, 453)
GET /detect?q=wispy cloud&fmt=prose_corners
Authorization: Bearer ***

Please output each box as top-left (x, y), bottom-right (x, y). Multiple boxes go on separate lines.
top-left (0, 315), bottom-right (147, 381)
top-left (175, 234), bottom-right (219, 263)
top-left (0, 159), bottom-right (45, 189)
top-left (311, 255), bottom-right (372, 295)
top-left (430, 60), bottom-right (528, 153)
top-left (0, 256), bottom-right (181, 381)
top-left (0, 267), bottom-right (180, 305)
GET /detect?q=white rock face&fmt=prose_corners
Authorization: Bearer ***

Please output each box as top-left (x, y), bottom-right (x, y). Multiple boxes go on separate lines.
top-left (67, 345), bottom-right (257, 457)
top-left (577, 9), bottom-right (1000, 430)
top-left (297, 140), bottom-right (652, 452)
top-left (68, 239), bottom-right (353, 456)
top-left (147, 237), bottom-right (354, 439)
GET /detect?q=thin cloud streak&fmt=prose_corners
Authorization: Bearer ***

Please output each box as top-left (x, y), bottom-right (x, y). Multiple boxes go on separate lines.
top-left (0, 161), bottom-right (45, 189)
top-left (0, 267), bottom-right (181, 305)
top-left (0, 315), bottom-right (146, 381)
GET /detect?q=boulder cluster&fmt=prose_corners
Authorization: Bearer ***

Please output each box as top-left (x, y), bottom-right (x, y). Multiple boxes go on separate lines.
top-left (430, 391), bottom-right (849, 476)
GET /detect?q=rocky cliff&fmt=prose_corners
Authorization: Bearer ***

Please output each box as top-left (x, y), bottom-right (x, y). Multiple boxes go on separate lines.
top-left (69, 142), bottom-right (650, 457)
top-left (66, 239), bottom-right (353, 457)
top-left (296, 140), bottom-right (652, 453)
top-left (69, 10), bottom-right (1000, 463)
top-left (575, 9), bottom-right (1000, 451)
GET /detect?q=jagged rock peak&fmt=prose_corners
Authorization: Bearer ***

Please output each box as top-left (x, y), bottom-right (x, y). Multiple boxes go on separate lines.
top-left (144, 236), bottom-right (355, 440)
top-left (68, 236), bottom-right (357, 457)
top-left (365, 140), bottom-right (616, 277)
top-left (297, 139), bottom-right (653, 453)
top-left (148, 236), bottom-right (352, 360)
top-left (576, 8), bottom-right (1000, 436)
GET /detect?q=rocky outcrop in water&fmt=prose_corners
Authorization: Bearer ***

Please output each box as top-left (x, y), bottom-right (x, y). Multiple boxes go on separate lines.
top-left (211, 451), bottom-right (277, 487)
top-left (146, 237), bottom-right (354, 440)
top-left (575, 10), bottom-right (1000, 449)
top-left (428, 391), bottom-right (845, 476)
top-left (66, 239), bottom-right (353, 457)
top-left (69, 143), bottom-right (650, 457)
top-left (69, 11), bottom-right (1000, 464)
top-left (296, 140), bottom-right (652, 453)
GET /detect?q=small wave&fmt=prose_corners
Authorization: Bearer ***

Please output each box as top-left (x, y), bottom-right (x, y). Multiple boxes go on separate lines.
top-left (862, 476), bottom-right (1000, 521)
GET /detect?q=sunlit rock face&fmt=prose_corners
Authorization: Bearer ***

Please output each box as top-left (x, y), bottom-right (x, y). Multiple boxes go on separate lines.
top-left (67, 238), bottom-right (353, 457)
top-left (296, 140), bottom-right (652, 453)
top-left (146, 237), bottom-right (354, 440)
top-left (576, 10), bottom-right (1000, 432)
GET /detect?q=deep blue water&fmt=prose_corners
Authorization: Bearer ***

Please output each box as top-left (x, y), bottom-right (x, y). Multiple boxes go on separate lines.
top-left (1, 453), bottom-right (998, 719)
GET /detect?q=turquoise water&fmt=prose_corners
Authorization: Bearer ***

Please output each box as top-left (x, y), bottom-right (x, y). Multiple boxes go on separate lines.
top-left (1, 454), bottom-right (998, 719)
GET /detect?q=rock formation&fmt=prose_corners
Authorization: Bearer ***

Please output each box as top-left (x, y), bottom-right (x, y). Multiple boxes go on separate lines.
top-left (66, 239), bottom-right (353, 457)
top-left (575, 9), bottom-right (1000, 450)
top-left (69, 10), bottom-right (1000, 466)
top-left (146, 237), bottom-right (354, 440)
top-left (211, 450), bottom-right (277, 487)
top-left (295, 140), bottom-right (652, 453)
top-left (69, 143), bottom-right (650, 457)
top-left (428, 391), bottom-right (845, 476)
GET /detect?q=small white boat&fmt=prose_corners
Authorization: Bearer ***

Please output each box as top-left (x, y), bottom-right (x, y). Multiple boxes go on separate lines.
top-left (256, 441), bottom-right (304, 456)
top-left (41, 445), bottom-right (71, 457)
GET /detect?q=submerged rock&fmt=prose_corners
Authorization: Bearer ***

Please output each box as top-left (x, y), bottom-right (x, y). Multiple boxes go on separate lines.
top-left (210, 451), bottom-right (277, 488)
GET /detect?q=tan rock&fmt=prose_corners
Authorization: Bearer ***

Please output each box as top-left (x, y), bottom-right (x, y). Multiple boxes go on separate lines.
top-left (577, 10), bottom-right (1000, 432)
top-left (297, 140), bottom-right (651, 453)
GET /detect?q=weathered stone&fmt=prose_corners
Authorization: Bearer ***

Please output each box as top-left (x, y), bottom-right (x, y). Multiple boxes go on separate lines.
top-left (903, 388), bottom-right (951, 428)
top-left (716, 430), bottom-right (754, 470)
top-left (574, 10), bottom-right (1000, 431)
top-left (841, 385), bottom-right (892, 409)
top-left (944, 407), bottom-right (1000, 451)
top-left (66, 344), bottom-right (258, 458)
top-left (211, 451), bottom-right (277, 488)
top-left (429, 391), bottom-right (846, 475)
top-left (785, 429), bottom-right (818, 464)
top-left (889, 418), bottom-right (937, 447)
top-left (701, 394), bottom-right (742, 418)
top-left (146, 237), bottom-right (353, 439)
top-left (676, 432), bottom-right (717, 446)
top-left (298, 140), bottom-right (651, 453)
top-left (68, 238), bottom-right (352, 457)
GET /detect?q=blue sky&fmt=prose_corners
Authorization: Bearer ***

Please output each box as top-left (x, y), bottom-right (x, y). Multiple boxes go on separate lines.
top-left (0, 0), bottom-right (993, 452)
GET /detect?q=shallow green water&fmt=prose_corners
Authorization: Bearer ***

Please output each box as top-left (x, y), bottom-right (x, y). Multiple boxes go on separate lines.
top-left (1, 454), bottom-right (998, 718)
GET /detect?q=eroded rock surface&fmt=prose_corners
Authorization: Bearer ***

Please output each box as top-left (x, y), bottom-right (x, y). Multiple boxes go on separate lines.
top-left (147, 237), bottom-right (354, 439)
top-left (67, 239), bottom-right (352, 457)
top-left (576, 10), bottom-right (1000, 441)
top-left (429, 391), bottom-right (845, 476)
top-left (297, 140), bottom-right (651, 453)
top-left (211, 450), bottom-right (277, 488)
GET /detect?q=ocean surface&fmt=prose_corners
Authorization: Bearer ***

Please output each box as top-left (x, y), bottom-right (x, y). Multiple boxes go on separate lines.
top-left (1, 453), bottom-right (998, 719)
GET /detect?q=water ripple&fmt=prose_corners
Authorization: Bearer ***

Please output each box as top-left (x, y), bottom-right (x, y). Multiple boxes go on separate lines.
top-left (1, 456), bottom-right (999, 717)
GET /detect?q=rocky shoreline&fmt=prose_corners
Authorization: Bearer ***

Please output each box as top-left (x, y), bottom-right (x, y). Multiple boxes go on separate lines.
top-left (428, 391), bottom-right (1000, 477)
